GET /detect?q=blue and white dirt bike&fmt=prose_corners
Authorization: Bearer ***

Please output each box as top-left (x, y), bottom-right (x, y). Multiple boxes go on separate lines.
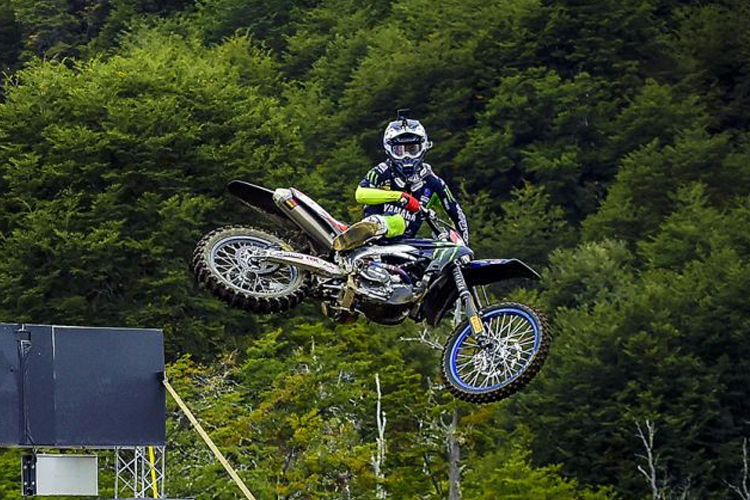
top-left (192, 181), bottom-right (550, 404)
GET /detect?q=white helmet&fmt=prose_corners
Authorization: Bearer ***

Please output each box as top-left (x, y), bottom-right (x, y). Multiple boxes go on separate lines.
top-left (383, 111), bottom-right (432, 178)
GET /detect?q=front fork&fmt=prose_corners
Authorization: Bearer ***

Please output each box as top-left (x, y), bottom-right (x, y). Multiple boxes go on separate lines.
top-left (451, 264), bottom-right (485, 336)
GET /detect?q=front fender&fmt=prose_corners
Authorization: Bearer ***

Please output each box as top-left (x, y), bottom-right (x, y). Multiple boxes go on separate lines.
top-left (463, 259), bottom-right (540, 286)
top-left (421, 258), bottom-right (540, 327)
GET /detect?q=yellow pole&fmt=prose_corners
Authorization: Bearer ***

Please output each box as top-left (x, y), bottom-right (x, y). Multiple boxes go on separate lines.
top-left (148, 446), bottom-right (159, 498)
top-left (163, 377), bottom-right (258, 500)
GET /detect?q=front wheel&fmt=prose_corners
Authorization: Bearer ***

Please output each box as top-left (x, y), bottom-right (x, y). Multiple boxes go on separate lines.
top-left (192, 226), bottom-right (310, 313)
top-left (442, 302), bottom-right (550, 404)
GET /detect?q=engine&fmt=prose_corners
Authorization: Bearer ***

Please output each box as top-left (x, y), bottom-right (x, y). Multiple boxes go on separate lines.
top-left (359, 262), bottom-right (395, 297)
top-left (356, 261), bottom-right (417, 324)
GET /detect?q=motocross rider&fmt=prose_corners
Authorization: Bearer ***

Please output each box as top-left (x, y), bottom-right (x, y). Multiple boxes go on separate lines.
top-left (333, 112), bottom-right (470, 251)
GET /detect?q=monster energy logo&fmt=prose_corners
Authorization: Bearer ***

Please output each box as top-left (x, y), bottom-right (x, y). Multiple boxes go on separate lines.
top-left (444, 186), bottom-right (456, 203)
top-left (432, 245), bottom-right (460, 263)
top-left (367, 171), bottom-right (378, 184)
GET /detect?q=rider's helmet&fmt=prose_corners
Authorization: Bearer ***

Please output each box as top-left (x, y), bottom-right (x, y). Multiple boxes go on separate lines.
top-left (383, 110), bottom-right (432, 179)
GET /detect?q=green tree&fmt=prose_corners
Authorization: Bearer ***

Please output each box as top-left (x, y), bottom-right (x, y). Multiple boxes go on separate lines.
top-left (583, 126), bottom-right (750, 244)
top-left (0, 0), bottom-right (21, 77)
top-left (513, 189), bottom-right (750, 498)
top-left (165, 319), bottom-right (443, 499)
top-left (0, 28), bottom-right (302, 357)
top-left (0, 449), bottom-right (21, 499)
top-left (10, 0), bottom-right (82, 60)
top-left (464, 441), bottom-right (617, 500)
top-left (196, 0), bottom-right (319, 53)
top-left (86, 0), bottom-right (198, 56)
top-left (457, 68), bottom-right (616, 217)
top-left (462, 183), bottom-right (575, 267)
top-left (668, 0), bottom-right (750, 130)
top-left (524, 0), bottom-right (669, 86)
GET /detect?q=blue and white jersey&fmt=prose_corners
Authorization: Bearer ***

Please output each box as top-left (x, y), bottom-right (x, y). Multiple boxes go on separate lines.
top-left (359, 161), bottom-right (470, 243)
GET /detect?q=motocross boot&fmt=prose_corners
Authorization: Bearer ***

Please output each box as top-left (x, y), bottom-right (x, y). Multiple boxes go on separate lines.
top-left (333, 217), bottom-right (385, 250)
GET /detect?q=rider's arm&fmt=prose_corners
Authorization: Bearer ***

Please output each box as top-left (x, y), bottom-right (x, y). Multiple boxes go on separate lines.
top-left (431, 175), bottom-right (470, 243)
top-left (355, 186), bottom-right (402, 204)
top-left (357, 165), bottom-right (413, 206)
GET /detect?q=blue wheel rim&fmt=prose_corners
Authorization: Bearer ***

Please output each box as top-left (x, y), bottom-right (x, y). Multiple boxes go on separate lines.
top-left (449, 307), bottom-right (540, 392)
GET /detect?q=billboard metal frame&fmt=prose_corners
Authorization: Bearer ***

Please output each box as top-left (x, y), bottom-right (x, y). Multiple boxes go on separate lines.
top-left (115, 446), bottom-right (166, 499)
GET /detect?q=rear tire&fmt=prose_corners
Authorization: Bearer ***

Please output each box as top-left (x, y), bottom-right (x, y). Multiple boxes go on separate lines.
top-left (441, 302), bottom-right (550, 404)
top-left (192, 226), bottom-right (309, 313)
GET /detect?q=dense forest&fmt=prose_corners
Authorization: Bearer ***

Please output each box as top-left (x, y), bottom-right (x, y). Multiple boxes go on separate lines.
top-left (1, 0), bottom-right (749, 498)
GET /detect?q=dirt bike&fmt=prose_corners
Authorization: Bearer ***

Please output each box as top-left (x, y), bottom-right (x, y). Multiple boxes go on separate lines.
top-left (192, 180), bottom-right (550, 404)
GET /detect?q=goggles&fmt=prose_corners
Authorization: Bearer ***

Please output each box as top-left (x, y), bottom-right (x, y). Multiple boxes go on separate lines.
top-left (391, 142), bottom-right (425, 159)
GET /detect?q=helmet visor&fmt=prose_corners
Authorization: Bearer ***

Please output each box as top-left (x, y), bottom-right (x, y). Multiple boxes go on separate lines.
top-left (391, 142), bottom-right (424, 159)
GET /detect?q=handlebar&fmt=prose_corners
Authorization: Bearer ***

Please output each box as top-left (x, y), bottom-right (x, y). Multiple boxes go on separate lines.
top-left (419, 205), bottom-right (451, 240)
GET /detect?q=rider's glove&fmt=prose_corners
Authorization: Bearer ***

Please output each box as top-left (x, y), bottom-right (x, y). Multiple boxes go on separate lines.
top-left (400, 192), bottom-right (420, 212)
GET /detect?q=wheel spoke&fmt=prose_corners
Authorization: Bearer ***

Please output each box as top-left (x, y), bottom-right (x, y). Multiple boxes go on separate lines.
top-left (505, 318), bottom-right (528, 339)
top-left (515, 338), bottom-right (538, 347)
top-left (462, 339), bottom-right (481, 349)
top-left (210, 235), bottom-right (299, 297)
top-left (468, 367), bottom-right (483, 387)
top-left (506, 328), bottom-right (535, 341)
top-left (481, 371), bottom-right (495, 389)
top-left (455, 359), bottom-right (476, 371)
top-left (459, 363), bottom-right (481, 381)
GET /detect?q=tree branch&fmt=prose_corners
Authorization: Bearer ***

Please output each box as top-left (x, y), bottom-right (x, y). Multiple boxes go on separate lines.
top-left (399, 327), bottom-right (443, 351)
top-left (635, 419), bottom-right (661, 500)
top-left (728, 438), bottom-right (750, 500)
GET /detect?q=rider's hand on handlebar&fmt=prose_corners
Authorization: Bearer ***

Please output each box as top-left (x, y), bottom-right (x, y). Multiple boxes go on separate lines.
top-left (400, 192), bottom-right (420, 212)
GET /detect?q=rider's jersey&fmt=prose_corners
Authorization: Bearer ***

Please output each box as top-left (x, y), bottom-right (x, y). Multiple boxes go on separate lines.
top-left (359, 161), bottom-right (470, 243)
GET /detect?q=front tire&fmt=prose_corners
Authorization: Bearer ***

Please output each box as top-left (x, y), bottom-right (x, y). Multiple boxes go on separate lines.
top-left (192, 226), bottom-right (309, 313)
top-left (441, 302), bottom-right (550, 404)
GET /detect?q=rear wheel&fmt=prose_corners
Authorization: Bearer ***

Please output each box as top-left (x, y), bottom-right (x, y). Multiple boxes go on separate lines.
top-left (441, 302), bottom-right (550, 404)
top-left (192, 226), bottom-right (309, 313)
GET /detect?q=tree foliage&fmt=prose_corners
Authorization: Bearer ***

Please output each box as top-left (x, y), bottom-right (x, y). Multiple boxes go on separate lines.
top-left (0, 0), bottom-right (748, 498)
top-left (0, 29), bottom-right (304, 357)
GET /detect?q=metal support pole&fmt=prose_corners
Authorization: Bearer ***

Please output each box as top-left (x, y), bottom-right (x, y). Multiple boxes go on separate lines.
top-left (114, 446), bottom-right (165, 498)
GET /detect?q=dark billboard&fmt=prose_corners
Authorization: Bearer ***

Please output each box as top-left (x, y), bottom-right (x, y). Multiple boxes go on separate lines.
top-left (0, 324), bottom-right (165, 447)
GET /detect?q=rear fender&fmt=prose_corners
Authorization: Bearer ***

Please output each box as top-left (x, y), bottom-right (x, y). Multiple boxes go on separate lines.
top-left (227, 180), bottom-right (333, 253)
top-left (227, 180), bottom-right (287, 219)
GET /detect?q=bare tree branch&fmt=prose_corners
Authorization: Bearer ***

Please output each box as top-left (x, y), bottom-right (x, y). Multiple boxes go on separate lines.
top-left (447, 408), bottom-right (462, 500)
top-left (636, 420), bottom-right (662, 500)
top-left (399, 327), bottom-right (443, 351)
top-left (728, 438), bottom-right (750, 500)
top-left (634, 420), bottom-right (695, 500)
top-left (372, 373), bottom-right (388, 499)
